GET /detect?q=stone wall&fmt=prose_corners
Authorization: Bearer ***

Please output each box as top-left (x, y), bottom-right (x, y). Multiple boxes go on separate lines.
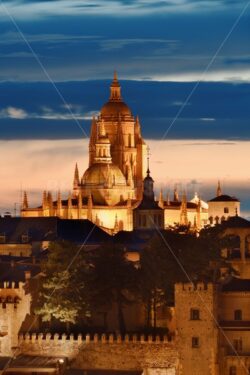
top-left (19, 333), bottom-right (179, 372)
top-left (0, 282), bottom-right (31, 356)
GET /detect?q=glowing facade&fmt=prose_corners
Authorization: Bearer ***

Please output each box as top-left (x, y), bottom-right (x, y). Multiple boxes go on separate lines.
top-left (21, 74), bottom-right (148, 232)
top-left (22, 74), bottom-right (236, 232)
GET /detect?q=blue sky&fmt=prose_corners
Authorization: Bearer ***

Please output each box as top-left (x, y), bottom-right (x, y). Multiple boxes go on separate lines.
top-left (0, 0), bottom-right (250, 215)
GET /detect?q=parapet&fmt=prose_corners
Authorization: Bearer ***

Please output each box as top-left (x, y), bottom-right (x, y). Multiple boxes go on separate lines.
top-left (0, 281), bottom-right (25, 290)
top-left (175, 282), bottom-right (214, 293)
top-left (19, 332), bottom-right (173, 345)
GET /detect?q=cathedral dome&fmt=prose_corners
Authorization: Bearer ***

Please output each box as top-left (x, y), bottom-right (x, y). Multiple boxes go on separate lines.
top-left (82, 163), bottom-right (127, 186)
top-left (100, 101), bottom-right (132, 117)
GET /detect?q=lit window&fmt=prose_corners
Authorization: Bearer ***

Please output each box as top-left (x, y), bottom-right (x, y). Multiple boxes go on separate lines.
top-left (190, 309), bottom-right (200, 320)
top-left (234, 310), bottom-right (242, 321)
top-left (192, 337), bottom-right (199, 348)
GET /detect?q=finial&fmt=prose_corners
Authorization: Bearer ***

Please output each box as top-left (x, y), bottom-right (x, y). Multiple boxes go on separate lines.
top-left (173, 185), bottom-right (179, 202)
top-left (22, 191), bottom-right (28, 210)
top-left (113, 70), bottom-right (118, 82)
top-left (146, 145), bottom-right (151, 176)
top-left (217, 180), bottom-right (222, 197)
top-left (235, 207), bottom-right (238, 217)
top-left (74, 163), bottom-right (80, 187)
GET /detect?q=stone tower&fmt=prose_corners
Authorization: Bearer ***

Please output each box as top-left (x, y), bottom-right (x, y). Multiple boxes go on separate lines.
top-left (175, 282), bottom-right (219, 375)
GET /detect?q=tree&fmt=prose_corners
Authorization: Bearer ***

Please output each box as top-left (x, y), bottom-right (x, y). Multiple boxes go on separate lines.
top-left (139, 227), bottom-right (223, 328)
top-left (35, 241), bottom-right (89, 328)
top-left (86, 243), bottom-right (139, 334)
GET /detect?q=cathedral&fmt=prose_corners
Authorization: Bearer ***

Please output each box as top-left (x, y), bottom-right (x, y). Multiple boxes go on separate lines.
top-left (21, 73), bottom-right (236, 232)
top-left (21, 73), bottom-right (147, 232)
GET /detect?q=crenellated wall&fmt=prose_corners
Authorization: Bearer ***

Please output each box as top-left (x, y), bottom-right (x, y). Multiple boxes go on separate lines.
top-left (19, 333), bottom-right (179, 372)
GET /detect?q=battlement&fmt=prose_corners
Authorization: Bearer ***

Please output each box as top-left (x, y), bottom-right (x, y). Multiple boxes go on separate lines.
top-left (19, 332), bottom-right (173, 345)
top-left (0, 281), bottom-right (25, 290)
top-left (175, 282), bottom-right (214, 293)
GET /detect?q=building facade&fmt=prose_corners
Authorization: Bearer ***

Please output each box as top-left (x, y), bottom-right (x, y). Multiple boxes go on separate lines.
top-left (21, 76), bottom-right (243, 233)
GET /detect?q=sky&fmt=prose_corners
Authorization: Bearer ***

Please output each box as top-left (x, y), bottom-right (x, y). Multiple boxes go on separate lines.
top-left (0, 0), bottom-right (250, 216)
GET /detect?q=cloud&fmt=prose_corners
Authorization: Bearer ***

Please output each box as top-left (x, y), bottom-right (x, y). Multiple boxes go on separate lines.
top-left (0, 107), bottom-right (28, 119)
top-left (225, 56), bottom-right (250, 66)
top-left (0, 0), bottom-right (246, 19)
top-left (0, 105), bottom-right (97, 121)
top-left (0, 31), bottom-right (100, 45)
top-left (171, 101), bottom-right (191, 106)
top-left (99, 38), bottom-right (179, 52)
top-left (200, 118), bottom-right (216, 121)
top-left (149, 69), bottom-right (250, 83)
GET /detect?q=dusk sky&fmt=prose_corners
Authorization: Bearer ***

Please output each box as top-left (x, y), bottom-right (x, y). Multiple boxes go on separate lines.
top-left (0, 0), bottom-right (250, 216)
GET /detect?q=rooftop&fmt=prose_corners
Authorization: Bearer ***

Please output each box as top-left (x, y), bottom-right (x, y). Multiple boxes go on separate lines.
top-left (209, 194), bottom-right (239, 203)
top-left (221, 277), bottom-right (250, 292)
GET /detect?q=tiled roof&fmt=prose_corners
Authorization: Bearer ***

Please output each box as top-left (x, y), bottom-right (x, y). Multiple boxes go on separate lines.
top-left (209, 194), bottom-right (239, 202)
top-left (221, 277), bottom-right (250, 292)
top-left (222, 216), bottom-right (250, 228)
top-left (0, 217), bottom-right (110, 244)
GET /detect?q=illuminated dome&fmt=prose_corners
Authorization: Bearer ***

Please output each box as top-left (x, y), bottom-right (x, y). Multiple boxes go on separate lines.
top-left (82, 163), bottom-right (127, 186)
top-left (101, 101), bottom-right (132, 117)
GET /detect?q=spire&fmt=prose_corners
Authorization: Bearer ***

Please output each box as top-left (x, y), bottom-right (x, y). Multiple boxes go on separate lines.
top-left (217, 180), bottom-right (222, 197)
top-left (47, 192), bottom-right (53, 215)
top-left (22, 191), bottom-right (28, 210)
top-left (158, 189), bottom-right (164, 208)
top-left (180, 191), bottom-right (188, 226)
top-left (114, 214), bottom-right (119, 233)
top-left (146, 145), bottom-right (151, 177)
top-left (57, 190), bottom-right (62, 210)
top-left (166, 191), bottom-right (170, 206)
top-left (110, 71), bottom-right (122, 102)
top-left (73, 163), bottom-right (80, 188)
top-left (173, 186), bottom-right (179, 202)
top-left (42, 191), bottom-right (47, 210)
top-left (47, 192), bottom-right (53, 208)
